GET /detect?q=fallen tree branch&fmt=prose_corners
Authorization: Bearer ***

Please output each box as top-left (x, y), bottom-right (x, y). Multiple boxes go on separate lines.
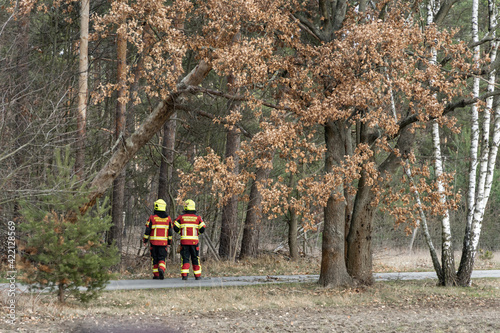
top-left (81, 61), bottom-right (212, 214)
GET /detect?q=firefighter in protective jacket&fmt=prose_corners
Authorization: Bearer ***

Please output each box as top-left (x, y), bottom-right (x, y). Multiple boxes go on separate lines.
top-left (174, 199), bottom-right (206, 280)
top-left (143, 199), bottom-right (173, 280)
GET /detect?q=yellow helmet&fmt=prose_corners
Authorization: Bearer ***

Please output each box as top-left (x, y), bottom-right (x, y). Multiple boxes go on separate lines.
top-left (154, 199), bottom-right (167, 212)
top-left (184, 199), bottom-right (196, 211)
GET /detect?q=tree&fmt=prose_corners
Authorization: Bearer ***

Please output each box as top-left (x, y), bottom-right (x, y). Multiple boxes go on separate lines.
top-left (19, 148), bottom-right (118, 303)
top-left (427, 0), bottom-right (456, 286)
top-left (456, 0), bottom-right (500, 286)
top-left (274, 2), bottom-right (468, 286)
top-left (158, 15), bottom-right (185, 214)
top-left (158, 115), bottom-right (176, 205)
top-left (81, 0), bottom-right (211, 212)
top-left (1, 0), bottom-right (82, 225)
top-left (402, 0), bottom-right (500, 287)
top-left (239, 159), bottom-right (273, 259)
top-left (109, 2), bottom-right (128, 253)
top-left (219, 69), bottom-right (242, 260)
top-left (75, 0), bottom-right (89, 178)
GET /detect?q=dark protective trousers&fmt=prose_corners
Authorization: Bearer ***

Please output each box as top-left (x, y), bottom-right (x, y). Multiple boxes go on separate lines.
top-left (150, 245), bottom-right (168, 278)
top-left (180, 245), bottom-right (201, 277)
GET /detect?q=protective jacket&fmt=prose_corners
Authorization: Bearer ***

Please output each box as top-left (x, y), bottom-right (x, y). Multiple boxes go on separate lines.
top-left (174, 210), bottom-right (206, 279)
top-left (174, 211), bottom-right (206, 245)
top-left (143, 214), bottom-right (173, 246)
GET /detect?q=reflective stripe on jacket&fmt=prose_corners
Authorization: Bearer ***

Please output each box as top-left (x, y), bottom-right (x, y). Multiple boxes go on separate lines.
top-left (143, 215), bottom-right (173, 246)
top-left (174, 212), bottom-right (206, 245)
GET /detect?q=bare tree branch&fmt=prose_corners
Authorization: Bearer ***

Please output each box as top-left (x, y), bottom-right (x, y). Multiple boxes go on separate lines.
top-left (397, 90), bottom-right (500, 134)
top-left (290, 13), bottom-right (323, 42)
top-left (182, 85), bottom-right (290, 111)
top-left (175, 104), bottom-right (253, 139)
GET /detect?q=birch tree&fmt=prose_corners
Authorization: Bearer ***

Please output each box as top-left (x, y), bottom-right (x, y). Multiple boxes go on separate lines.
top-left (428, 0), bottom-right (456, 286)
top-left (75, 0), bottom-right (89, 178)
top-left (394, 0), bottom-right (500, 287)
top-left (457, 0), bottom-right (500, 286)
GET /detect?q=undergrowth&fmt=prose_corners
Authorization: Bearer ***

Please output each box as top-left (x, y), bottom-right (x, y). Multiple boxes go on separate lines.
top-left (5, 279), bottom-right (500, 324)
top-left (119, 249), bottom-right (500, 280)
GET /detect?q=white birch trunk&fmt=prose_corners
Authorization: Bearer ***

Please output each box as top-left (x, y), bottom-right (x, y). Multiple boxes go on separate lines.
top-left (426, 0), bottom-right (434, 25)
top-left (484, 102), bottom-right (500, 203)
top-left (431, 120), bottom-right (456, 285)
top-left (470, 13), bottom-right (497, 254)
top-left (478, 0), bottom-right (498, 227)
top-left (427, 0), bottom-right (455, 285)
top-left (465, 0), bottom-right (481, 238)
top-left (458, 0), bottom-right (498, 286)
top-left (75, 0), bottom-right (90, 177)
top-left (403, 161), bottom-right (443, 280)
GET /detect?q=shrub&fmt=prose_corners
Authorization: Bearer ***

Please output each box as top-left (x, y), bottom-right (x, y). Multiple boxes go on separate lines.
top-left (19, 147), bottom-right (119, 303)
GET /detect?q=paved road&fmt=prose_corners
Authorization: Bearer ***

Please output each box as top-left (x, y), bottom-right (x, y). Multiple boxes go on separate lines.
top-left (105, 269), bottom-right (500, 290)
top-left (4, 270), bottom-right (500, 292)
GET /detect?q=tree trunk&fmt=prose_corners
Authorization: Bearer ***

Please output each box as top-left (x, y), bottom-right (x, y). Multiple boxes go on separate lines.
top-left (431, 121), bottom-right (456, 286)
top-left (344, 128), bottom-right (354, 262)
top-left (287, 173), bottom-right (299, 261)
top-left (460, 0), bottom-right (481, 286)
top-left (457, 0), bottom-right (498, 287)
top-left (459, 81), bottom-right (500, 285)
top-left (218, 67), bottom-right (241, 260)
top-left (81, 60), bottom-right (212, 214)
top-left (319, 193), bottom-right (352, 288)
top-left (288, 208), bottom-right (299, 260)
top-left (219, 124), bottom-right (240, 259)
top-left (109, 15), bottom-right (127, 252)
top-left (158, 16), bottom-right (182, 214)
top-left (75, 0), bottom-right (89, 178)
top-left (318, 121), bottom-right (352, 287)
top-left (408, 224), bottom-right (418, 253)
top-left (12, 14), bottom-right (31, 219)
top-left (346, 125), bottom-right (415, 285)
top-left (424, 0), bottom-right (456, 286)
top-left (158, 113), bottom-right (177, 211)
top-left (346, 120), bottom-right (376, 285)
top-left (404, 161), bottom-right (443, 279)
top-left (239, 163), bottom-right (272, 259)
top-left (346, 170), bottom-right (375, 285)
top-left (58, 284), bottom-right (65, 303)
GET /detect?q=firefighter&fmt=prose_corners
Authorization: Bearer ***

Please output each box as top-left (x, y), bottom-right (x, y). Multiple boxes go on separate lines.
top-left (174, 199), bottom-right (206, 280)
top-left (143, 199), bottom-right (173, 280)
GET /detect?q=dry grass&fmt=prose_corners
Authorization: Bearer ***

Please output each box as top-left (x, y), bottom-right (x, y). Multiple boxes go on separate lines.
top-left (5, 248), bottom-right (498, 282)
top-left (120, 250), bottom-right (322, 280)
top-left (3, 250), bottom-right (500, 331)
top-left (120, 248), bottom-right (500, 280)
top-left (6, 277), bottom-right (500, 326)
top-left (372, 249), bottom-right (500, 272)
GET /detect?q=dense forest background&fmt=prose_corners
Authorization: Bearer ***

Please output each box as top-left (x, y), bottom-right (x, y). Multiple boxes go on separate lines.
top-left (1, 0), bottom-right (499, 290)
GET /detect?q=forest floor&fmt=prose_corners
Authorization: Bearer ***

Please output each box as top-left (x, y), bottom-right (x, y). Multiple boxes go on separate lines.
top-left (2, 249), bottom-right (500, 332)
